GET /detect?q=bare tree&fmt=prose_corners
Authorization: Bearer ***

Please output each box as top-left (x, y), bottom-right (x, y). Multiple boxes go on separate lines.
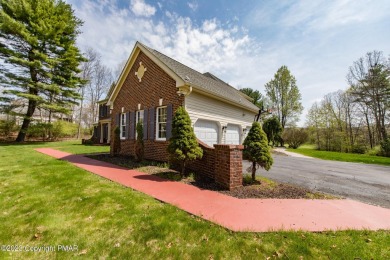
top-left (347, 51), bottom-right (390, 142)
top-left (76, 48), bottom-right (98, 139)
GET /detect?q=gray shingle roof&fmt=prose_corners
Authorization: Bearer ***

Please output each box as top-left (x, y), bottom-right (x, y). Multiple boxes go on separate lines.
top-left (139, 43), bottom-right (259, 112)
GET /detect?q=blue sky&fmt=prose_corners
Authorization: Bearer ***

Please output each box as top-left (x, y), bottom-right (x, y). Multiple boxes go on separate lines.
top-left (66, 0), bottom-right (390, 125)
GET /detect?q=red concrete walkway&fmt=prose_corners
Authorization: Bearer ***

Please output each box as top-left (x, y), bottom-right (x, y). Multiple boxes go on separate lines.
top-left (35, 148), bottom-right (390, 232)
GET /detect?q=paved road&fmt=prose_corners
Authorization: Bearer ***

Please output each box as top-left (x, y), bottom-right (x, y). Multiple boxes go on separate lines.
top-left (243, 154), bottom-right (390, 208)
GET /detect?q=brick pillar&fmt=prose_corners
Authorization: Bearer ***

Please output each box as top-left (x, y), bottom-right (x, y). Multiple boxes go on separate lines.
top-left (214, 144), bottom-right (243, 190)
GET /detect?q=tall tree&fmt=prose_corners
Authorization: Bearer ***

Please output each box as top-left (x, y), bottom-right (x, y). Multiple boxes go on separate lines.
top-left (265, 66), bottom-right (303, 128)
top-left (0, 0), bottom-right (85, 142)
top-left (239, 88), bottom-right (264, 109)
top-left (347, 51), bottom-right (390, 142)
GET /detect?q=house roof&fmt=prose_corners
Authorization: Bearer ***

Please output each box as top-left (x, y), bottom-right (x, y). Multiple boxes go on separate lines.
top-left (108, 42), bottom-right (259, 113)
top-left (138, 43), bottom-right (259, 112)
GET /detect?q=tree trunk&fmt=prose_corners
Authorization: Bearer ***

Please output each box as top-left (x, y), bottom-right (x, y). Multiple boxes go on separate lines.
top-left (365, 112), bottom-right (373, 149)
top-left (181, 161), bottom-right (186, 177)
top-left (16, 95), bottom-right (37, 142)
top-left (251, 161), bottom-right (256, 182)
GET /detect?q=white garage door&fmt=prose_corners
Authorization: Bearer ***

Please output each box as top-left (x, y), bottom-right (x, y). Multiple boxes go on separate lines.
top-left (194, 120), bottom-right (218, 147)
top-left (225, 124), bottom-right (240, 144)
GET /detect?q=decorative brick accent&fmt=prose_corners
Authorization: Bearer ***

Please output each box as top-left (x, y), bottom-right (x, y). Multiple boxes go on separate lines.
top-left (214, 144), bottom-right (244, 190)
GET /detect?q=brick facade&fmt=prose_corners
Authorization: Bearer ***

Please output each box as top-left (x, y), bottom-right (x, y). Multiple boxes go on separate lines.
top-left (110, 49), bottom-right (243, 190)
top-left (110, 51), bottom-right (184, 160)
top-left (214, 145), bottom-right (244, 190)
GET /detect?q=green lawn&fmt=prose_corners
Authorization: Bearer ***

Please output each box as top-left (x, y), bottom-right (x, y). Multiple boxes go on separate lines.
top-left (287, 145), bottom-right (390, 166)
top-left (0, 140), bottom-right (389, 259)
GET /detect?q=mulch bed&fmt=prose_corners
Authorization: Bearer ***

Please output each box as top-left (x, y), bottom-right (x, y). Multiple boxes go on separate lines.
top-left (88, 154), bottom-right (337, 200)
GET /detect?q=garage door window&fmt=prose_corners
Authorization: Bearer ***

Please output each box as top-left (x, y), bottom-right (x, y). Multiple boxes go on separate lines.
top-left (156, 106), bottom-right (167, 140)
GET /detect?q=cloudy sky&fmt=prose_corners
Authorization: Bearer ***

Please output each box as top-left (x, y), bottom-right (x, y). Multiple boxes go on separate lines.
top-left (66, 0), bottom-right (390, 125)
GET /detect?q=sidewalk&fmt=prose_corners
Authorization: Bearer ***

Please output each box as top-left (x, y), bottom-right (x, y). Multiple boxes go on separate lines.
top-left (36, 148), bottom-right (390, 232)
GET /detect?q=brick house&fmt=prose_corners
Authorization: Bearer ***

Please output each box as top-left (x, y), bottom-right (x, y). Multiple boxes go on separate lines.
top-left (104, 41), bottom-right (259, 161)
top-left (92, 41), bottom-right (263, 189)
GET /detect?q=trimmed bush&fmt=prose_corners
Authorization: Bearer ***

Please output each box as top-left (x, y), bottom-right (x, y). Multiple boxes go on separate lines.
top-left (243, 122), bottom-right (273, 182)
top-left (167, 106), bottom-right (203, 176)
top-left (112, 126), bottom-right (121, 156)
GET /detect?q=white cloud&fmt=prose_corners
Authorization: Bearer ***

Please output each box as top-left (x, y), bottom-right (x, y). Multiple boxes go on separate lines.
top-left (188, 1), bottom-right (198, 12)
top-left (130, 0), bottom-right (156, 17)
top-left (69, 0), bottom-right (260, 89)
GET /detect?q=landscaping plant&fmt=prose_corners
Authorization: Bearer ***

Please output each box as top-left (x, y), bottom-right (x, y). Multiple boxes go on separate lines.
top-left (243, 122), bottom-right (273, 182)
top-left (112, 126), bottom-right (121, 156)
top-left (262, 116), bottom-right (283, 147)
top-left (135, 122), bottom-right (144, 161)
top-left (282, 127), bottom-right (308, 149)
top-left (167, 106), bottom-right (203, 176)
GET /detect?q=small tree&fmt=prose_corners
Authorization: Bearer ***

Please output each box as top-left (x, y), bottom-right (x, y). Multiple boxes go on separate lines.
top-left (112, 126), bottom-right (121, 156)
top-left (282, 128), bottom-right (308, 149)
top-left (243, 122), bottom-right (273, 182)
top-left (134, 122), bottom-right (144, 162)
top-left (262, 116), bottom-right (283, 147)
top-left (167, 106), bottom-right (203, 176)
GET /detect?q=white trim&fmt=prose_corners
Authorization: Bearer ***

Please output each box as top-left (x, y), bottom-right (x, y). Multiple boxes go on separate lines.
top-left (120, 113), bottom-right (126, 140)
top-left (155, 106), bottom-right (167, 141)
top-left (108, 42), bottom-right (185, 105)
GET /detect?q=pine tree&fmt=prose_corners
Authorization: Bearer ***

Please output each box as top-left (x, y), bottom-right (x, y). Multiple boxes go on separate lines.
top-left (0, 0), bottom-right (85, 142)
top-left (243, 122), bottom-right (273, 182)
top-left (167, 106), bottom-right (203, 176)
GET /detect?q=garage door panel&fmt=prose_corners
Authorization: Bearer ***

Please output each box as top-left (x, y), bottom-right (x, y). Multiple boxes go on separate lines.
top-left (194, 120), bottom-right (218, 147)
top-left (225, 124), bottom-right (240, 144)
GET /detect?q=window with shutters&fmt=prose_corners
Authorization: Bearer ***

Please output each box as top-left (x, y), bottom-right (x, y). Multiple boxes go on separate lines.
top-left (156, 106), bottom-right (167, 140)
top-left (120, 113), bottom-right (126, 139)
top-left (135, 110), bottom-right (144, 138)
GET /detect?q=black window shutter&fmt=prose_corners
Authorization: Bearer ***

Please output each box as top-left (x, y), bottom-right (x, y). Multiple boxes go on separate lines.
top-left (125, 112), bottom-right (130, 139)
top-left (166, 104), bottom-right (173, 140)
top-left (129, 111), bottom-right (135, 140)
top-left (143, 109), bottom-right (148, 140)
top-left (149, 107), bottom-right (155, 140)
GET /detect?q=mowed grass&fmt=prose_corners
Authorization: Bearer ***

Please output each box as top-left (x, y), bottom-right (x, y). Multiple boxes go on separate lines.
top-left (287, 144), bottom-right (390, 166)
top-left (0, 140), bottom-right (389, 259)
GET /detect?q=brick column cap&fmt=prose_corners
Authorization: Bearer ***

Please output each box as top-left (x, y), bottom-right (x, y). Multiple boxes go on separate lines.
top-left (214, 144), bottom-right (244, 150)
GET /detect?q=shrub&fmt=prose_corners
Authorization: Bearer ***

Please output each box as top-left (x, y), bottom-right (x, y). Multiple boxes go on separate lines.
top-left (282, 128), bottom-right (308, 149)
top-left (27, 122), bottom-right (52, 141)
top-left (351, 144), bottom-right (367, 154)
top-left (112, 126), bottom-right (121, 156)
top-left (0, 119), bottom-right (16, 137)
top-left (134, 122), bottom-right (144, 162)
top-left (262, 116), bottom-right (282, 147)
top-left (167, 106), bottom-right (203, 176)
top-left (380, 138), bottom-right (390, 157)
top-left (51, 121), bottom-right (78, 140)
top-left (243, 122), bottom-right (273, 182)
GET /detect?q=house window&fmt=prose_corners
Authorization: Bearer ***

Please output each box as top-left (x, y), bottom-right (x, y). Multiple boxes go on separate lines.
top-left (120, 113), bottom-right (126, 139)
top-left (135, 110), bottom-right (144, 138)
top-left (156, 106), bottom-right (167, 140)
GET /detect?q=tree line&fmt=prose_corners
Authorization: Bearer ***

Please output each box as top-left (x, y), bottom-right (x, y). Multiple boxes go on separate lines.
top-left (307, 51), bottom-right (389, 155)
